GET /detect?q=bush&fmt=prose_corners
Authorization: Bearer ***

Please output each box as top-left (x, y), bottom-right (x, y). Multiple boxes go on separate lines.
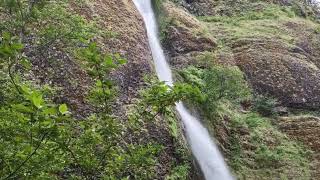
top-left (179, 65), bottom-right (251, 116)
top-left (253, 95), bottom-right (277, 117)
top-left (202, 66), bottom-right (251, 115)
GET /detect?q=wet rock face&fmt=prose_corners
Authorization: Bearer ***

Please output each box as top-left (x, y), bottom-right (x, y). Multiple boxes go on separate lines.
top-left (233, 38), bottom-right (320, 109)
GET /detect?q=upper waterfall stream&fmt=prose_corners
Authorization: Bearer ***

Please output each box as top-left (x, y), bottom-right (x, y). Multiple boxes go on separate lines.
top-left (133, 0), bottom-right (234, 179)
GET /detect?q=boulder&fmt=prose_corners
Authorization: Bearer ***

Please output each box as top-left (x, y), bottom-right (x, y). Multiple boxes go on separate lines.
top-left (233, 38), bottom-right (320, 109)
top-left (166, 25), bottom-right (216, 55)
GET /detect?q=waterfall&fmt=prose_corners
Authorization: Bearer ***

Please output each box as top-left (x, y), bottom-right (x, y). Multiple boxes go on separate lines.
top-left (133, 0), bottom-right (234, 179)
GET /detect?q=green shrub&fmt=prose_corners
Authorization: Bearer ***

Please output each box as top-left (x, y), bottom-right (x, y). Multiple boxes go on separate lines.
top-left (165, 165), bottom-right (190, 180)
top-left (253, 95), bottom-right (277, 117)
top-left (152, 0), bottom-right (164, 16)
top-left (202, 66), bottom-right (251, 115)
top-left (179, 65), bottom-right (251, 116)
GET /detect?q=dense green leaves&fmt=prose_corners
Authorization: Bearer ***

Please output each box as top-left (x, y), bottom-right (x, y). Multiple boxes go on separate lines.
top-left (179, 65), bottom-right (251, 116)
top-left (129, 78), bottom-right (204, 123)
top-left (58, 104), bottom-right (68, 115)
top-left (0, 82), bottom-right (72, 179)
top-left (0, 32), bottom-right (23, 60)
top-left (203, 66), bottom-right (251, 114)
top-left (253, 95), bottom-right (277, 117)
top-left (79, 42), bottom-right (127, 111)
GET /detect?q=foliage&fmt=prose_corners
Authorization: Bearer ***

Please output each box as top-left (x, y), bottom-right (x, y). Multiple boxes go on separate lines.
top-left (152, 0), bottom-right (175, 42)
top-left (0, 0), bottom-right (48, 35)
top-left (178, 63), bottom-right (311, 178)
top-left (78, 42), bottom-right (126, 112)
top-left (203, 66), bottom-right (250, 104)
top-left (159, 17), bottom-right (175, 42)
top-left (0, 32), bottom-right (74, 177)
top-left (152, 0), bottom-right (165, 16)
top-left (315, 25), bottom-right (320, 33)
top-left (128, 78), bottom-right (196, 179)
top-left (0, 35), bottom-right (164, 180)
top-left (0, 82), bottom-right (162, 179)
top-left (253, 95), bottom-right (277, 117)
top-left (197, 2), bottom-right (306, 46)
top-left (165, 165), bottom-right (190, 180)
top-left (199, 4), bottom-right (296, 24)
top-left (0, 1), bottom-right (197, 177)
top-left (34, 2), bottom-right (97, 50)
top-left (229, 112), bottom-right (311, 178)
top-left (0, 82), bottom-right (72, 179)
top-left (0, 1), bottom-right (193, 179)
top-left (129, 78), bottom-right (204, 124)
top-left (179, 66), bottom-right (251, 116)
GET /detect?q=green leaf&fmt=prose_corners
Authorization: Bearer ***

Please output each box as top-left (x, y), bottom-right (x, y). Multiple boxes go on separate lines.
top-left (59, 104), bottom-right (68, 115)
top-left (2, 32), bottom-right (11, 41)
top-left (20, 85), bottom-right (31, 95)
top-left (20, 58), bottom-right (31, 70)
top-left (118, 58), bottom-right (127, 65)
top-left (104, 55), bottom-right (114, 66)
top-left (12, 42), bottom-right (23, 51)
top-left (12, 104), bottom-right (33, 113)
top-left (95, 80), bottom-right (102, 87)
top-left (41, 119), bottom-right (54, 128)
top-left (32, 93), bottom-right (44, 109)
top-left (43, 107), bottom-right (57, 116)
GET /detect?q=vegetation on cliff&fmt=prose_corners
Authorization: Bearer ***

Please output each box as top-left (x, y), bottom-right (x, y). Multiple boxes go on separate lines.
top-left (158, 0), bottom-right (320, 178)
top-left (179, 66), bottom-right (311, 179)
top-left (1, 0), bottom-right (320, 179)
top-left (0, 1), bottom-right (200, 179)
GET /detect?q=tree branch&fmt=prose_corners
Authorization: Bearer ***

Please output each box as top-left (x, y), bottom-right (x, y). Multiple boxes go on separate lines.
top-left (4, 131), bottom-right (49, 180)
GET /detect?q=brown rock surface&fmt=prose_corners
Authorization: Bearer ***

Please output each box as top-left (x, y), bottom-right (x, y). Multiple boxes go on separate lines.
top-left (27, 0), bottom-right (154, 118)
top-left (71, 0), bottom-right (153, 103)
top-left (70, 1), bottom-right (187, 178)
top-left (162, 1), bottom-right (217, 68)
top-left (233, 38), bottom-right (320, 108)
top-left (166, 25), bottom-right (216, 55)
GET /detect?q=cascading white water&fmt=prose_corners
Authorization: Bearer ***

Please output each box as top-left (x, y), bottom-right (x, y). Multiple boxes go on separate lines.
top-left (133, 0), bottom-right (234, 179)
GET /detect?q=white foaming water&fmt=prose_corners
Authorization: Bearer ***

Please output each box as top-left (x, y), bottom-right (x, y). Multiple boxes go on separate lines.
top-left (133, 0), bottom-right (234, 179)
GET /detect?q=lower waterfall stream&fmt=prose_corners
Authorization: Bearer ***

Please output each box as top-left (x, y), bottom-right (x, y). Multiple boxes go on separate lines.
top-left (133, 0), bottom-right (234, 179)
